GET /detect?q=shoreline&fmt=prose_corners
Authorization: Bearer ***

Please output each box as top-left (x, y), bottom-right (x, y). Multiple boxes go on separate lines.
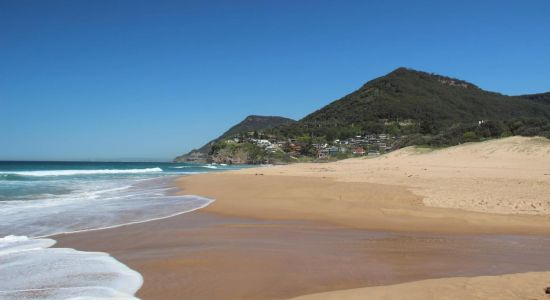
top-left (54, 137), bottom-right (550, 299)
top-left (53, 172), bottom-right (550, 299)
top-left (37, 193), bottom-right (214, 239)
top-left (55, 206), bottom-right (550, 300)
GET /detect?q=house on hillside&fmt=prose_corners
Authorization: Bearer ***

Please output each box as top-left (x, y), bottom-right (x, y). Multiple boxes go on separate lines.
top-left (353, 147), bottom-right (366, 156)
top-left (256, 139), bottom-right (272, 147)
top-left (368, 150), bottom-right (380, 156)
top-left (289, 144), bottom-right (302, 156)
top-left (265, 144), bottom-right (280, 153)
top-left (328, 146), bottom-right (340, 155)
top-left (317, 149), bottom-right (329, 159)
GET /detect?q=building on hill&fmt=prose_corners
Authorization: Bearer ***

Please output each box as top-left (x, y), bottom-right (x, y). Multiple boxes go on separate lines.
top-left (289, 144), bottom-right (302, 156)
top-left (368, 150), bottom-right (380, 156)
top-left (317, 149), bottom-right (329, 159)
top-left (353, 147), bottom-right (366, 156)
top-left (326, 146), bottom-right (338, 155)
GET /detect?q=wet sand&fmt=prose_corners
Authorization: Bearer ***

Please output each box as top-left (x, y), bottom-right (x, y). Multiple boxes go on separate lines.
top-left (55, 211), bottom-right (550, 300)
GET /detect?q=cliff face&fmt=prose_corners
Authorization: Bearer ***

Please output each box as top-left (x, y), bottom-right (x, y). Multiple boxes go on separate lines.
top-left (209, 149), bottom-right (251, 165)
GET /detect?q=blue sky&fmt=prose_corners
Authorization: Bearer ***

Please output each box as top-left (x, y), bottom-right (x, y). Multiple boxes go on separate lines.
top-left (1, 0), bottom-right (549, 161)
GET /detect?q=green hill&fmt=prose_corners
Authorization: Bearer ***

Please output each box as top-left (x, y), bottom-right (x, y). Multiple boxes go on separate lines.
top-left (519, 92), bottom-right (550, 105)
top-left (298, 67), bottom-right (550, 131)
top-left (268, 68), bottom-right (550, 144)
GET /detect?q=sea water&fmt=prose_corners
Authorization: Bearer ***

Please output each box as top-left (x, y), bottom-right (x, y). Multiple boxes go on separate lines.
top-left (0, 161), bottom-right (245, 300)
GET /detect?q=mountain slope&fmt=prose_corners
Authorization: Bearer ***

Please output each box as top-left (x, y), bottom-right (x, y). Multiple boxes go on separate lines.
top-left (299, 68), bottom-right (550, 130)
top-left (174, 115), bottom-right (295, 162)
top-left (519, 92), bottom-right (550, 105)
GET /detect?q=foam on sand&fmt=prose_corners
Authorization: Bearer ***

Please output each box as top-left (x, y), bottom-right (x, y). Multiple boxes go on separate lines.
top-left (0, 236), bottom-right (142, 300)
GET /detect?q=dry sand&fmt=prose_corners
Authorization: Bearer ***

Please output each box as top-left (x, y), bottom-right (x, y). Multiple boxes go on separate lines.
top-left (55, 136), bottom-right (550, 299)
top-left (290, 272), bottom-right (550, 300)
top-left (182, 172), bottom-right (550, 234)
top-left (234, 136), bottom-right (550, 215)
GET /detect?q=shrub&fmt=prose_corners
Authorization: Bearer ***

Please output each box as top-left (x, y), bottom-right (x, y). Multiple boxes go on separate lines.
top-left (462, 131), bottom-right (478, 142)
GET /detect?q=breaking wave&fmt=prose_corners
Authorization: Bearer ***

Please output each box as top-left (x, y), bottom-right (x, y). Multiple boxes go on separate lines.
top-left (0, 168), bottom-right (163, 177)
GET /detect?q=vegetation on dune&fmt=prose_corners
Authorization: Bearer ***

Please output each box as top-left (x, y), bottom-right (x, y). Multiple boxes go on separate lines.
top-left (394, 118), bottom-right (550, 148)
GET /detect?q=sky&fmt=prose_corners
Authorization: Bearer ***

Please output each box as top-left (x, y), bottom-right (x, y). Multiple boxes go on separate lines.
top-left (1, 0), bottom-right (549, 161)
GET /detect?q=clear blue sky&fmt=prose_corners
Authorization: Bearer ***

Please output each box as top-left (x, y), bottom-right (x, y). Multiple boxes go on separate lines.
top-left (1, 0), bottom-right (549, 161)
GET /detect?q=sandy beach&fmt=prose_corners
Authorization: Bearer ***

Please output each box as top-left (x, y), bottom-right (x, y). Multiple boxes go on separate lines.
top-left (55, 137), bottom-right (550, 299)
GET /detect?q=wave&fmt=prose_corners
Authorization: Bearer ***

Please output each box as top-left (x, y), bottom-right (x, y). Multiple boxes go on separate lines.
top-left (0, 176), bottom-right (215, 237)
top-left (0, 174), bottom-right (39, 181)
top-left (172, 165), bottom-right (218, 169)
top-left (0, 168), bottom-right (163, 177)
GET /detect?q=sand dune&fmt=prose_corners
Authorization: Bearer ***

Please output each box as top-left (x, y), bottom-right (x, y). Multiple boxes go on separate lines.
top-left (290, 271), bottom-right (550, 300)
top-left (235, 136), bottom-right (550, 215)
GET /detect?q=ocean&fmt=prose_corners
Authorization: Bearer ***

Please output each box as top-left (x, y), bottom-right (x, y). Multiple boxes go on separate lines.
top-left (0, 161), bottom-right (246, 300)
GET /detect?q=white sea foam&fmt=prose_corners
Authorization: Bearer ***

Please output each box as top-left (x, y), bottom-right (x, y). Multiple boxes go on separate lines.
top-left (0, 235), bottom-right (55, 256)
top-left (0, 168), bottom-right (163, 177)
top-left (35, 195), bottom-right (214, 238)
top-left (0, 178), bottom-right (213, 237)
top-left (0, 236), bottom-right (142, 300)
top-left (0, 168), bottom-right (218, 300)
top-left (172, 165), bottom-right (217, 169)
